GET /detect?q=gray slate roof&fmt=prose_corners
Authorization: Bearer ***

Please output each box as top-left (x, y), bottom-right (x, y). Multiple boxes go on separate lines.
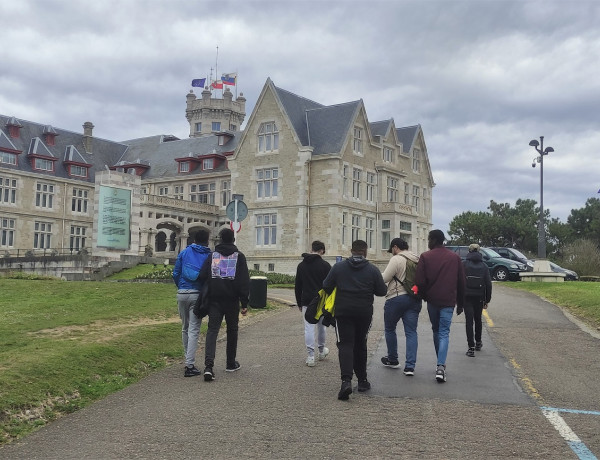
top-left (396, 125), bottom-right (420, 154)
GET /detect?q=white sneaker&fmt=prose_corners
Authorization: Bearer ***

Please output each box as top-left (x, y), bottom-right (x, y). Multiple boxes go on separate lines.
top-left (318, 347), bottom-right (329, 360)
top-left (306, 356), bottom-right (315, 367)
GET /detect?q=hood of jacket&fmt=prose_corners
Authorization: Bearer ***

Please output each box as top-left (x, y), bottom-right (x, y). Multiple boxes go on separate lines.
top-left (347, 255), bottom-right (369, 269)
top-left (466, 251), bottom-right (483, 263)
top-left (188, 244), bottom-right (211, 256)
top-left (214, 242), bottom-right (238, 256)
top-left (302, 253), bottom-right (323, 264)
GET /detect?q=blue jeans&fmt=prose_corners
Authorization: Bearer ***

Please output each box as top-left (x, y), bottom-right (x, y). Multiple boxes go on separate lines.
top-left (177, 292), bottom-right (201, 367)
top-left (383, 295), bottom-right (422, 368)
top-left (427, 303), bottom-right (454, 366)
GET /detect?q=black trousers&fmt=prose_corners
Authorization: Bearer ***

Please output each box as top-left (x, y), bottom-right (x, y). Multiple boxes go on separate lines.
top-left (335, 315), bottom-right (372, 382)
top-left (204, 300), bottom-right (240, 367)
top-left (464, 297), bottom-right (484, 348)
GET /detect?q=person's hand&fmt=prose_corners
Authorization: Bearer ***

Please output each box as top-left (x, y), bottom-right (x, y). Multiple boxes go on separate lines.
top-left (241, 307), bottom-right (248, 316)
top-left (483, 303), bottom-right (488, 309)
top-left (456, 307), bottom-right (463, 316)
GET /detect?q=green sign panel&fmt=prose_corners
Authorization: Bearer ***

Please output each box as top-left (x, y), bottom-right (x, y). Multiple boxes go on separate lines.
top-left (97, 185), bottom-right (131, 249)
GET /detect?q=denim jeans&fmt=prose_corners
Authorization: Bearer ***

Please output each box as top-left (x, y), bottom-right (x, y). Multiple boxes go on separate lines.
top-left (427, 303), bottom-right (454, 366)
top-left (177, 292), bottom-right (201, 367)
top-left (383, 294), bottom-right (422, 368)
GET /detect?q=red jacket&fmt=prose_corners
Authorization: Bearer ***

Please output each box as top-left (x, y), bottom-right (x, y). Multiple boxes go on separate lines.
top-left (415, 245), bottom-right (465, 309)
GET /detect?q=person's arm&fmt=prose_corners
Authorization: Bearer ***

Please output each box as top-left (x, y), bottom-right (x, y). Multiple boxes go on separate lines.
top-left (381, 257), bottom-right (400, 284)
top-left (172, 252), bottom-right (183, 286)
top-left (456, 259), bottom-right (466, 309)
top-left (373, 267), bottom-right (388, 297)
top-left (237, 253), bottom-right (250, 314)
top-left (322, 265), bottom-right (337, 295)
top-left (484, 266), bottom-right (492, 305)
top-left (294, 264), bottom-right (303, 310)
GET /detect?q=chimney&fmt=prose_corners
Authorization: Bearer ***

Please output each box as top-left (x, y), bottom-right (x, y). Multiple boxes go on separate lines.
top-left (83, 121), bottom-right (94, 153)
top-left (6, 117), bottom-right (23, 138)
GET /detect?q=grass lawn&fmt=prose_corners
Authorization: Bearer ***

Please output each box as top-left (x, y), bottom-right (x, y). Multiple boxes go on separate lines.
top-left (0, 276), bottom-right (283, 444)
top-left (507, 281), bottom-right (600, 329)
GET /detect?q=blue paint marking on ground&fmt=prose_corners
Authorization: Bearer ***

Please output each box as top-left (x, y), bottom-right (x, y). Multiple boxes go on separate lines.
top-left (568, 441), bottom-right (598, 460)
top-left (541, 406), bottom-right (600, 417)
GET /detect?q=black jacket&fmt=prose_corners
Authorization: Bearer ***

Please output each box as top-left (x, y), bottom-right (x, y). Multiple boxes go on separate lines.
top-left (294, 253), bottom-right (331, 307)
top-left (200, 242), bottom-right (250, 309)
top-left (462, 251), bottom-right (492, 304)
top-left (322, 255), bottom-right (387, 317)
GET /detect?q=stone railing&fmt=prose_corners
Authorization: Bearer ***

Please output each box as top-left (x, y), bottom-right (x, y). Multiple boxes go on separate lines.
top-left (140, 195), bottom-right (220, 214)
top-left (378, 202), bottom-right (414, 215)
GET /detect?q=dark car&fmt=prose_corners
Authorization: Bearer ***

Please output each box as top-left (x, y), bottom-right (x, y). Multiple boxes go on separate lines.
top-left (549, 262), bottom-right (579, 281)
top-left (489, 247), bottom-right (535, 271)
top-left (445, 245), bottom-right (527, 281)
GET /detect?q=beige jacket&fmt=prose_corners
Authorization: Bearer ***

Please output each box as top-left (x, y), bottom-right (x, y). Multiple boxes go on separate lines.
top-left (381, 250), bottom-right (420, 299)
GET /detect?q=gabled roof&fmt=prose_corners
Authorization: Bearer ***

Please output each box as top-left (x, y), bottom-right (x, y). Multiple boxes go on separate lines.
top-left (0, 130), bottom-right (19, 152)
top-left (120, 132), bottom-right (241, 179)
top-left (370, 119), bottom-right (393, 139)
top-left (64, 145), bottom-right (90, 165)
top-left (28, 137), bottom-right (56, 157)
top-left (273, 85), bottom-right (324, 146)
top-left (396, 125), bottom-right (420, 154)
top-left (305, 101), bottom-right (361, 155)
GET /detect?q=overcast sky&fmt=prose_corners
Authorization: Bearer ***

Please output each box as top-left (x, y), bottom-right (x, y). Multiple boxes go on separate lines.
top-left (2, 0), bottom-right (599, 234)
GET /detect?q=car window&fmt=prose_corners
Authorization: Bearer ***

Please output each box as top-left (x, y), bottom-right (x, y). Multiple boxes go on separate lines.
top-left (481, 248), bottom-right (501, 258)
top-left (496, 248), bottom-right (510, 258)
top-left (457, 247), bottom-right (469, 257)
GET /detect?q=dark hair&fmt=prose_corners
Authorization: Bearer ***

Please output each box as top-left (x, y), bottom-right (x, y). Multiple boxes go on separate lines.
top-left (428, 229), bottom-right (446, 245)
top-left (219, 228), bottom-right (235, 244)
top-left (351, 239), bottom-right (368, 255)
top-left (194, 229), bottom-right (210, 245)
top-left (312, 240), bottom-right (325, 253)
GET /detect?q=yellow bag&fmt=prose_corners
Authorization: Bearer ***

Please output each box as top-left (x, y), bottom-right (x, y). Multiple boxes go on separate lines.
top-left (324, 287), bottom-right (336, 316)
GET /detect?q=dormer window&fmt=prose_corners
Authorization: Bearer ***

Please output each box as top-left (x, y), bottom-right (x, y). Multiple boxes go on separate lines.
top-left (179, 162), bottom-right (190, 173)
top-left (34, 158), bottom-right (55, 172)
top-left (0, 152), bottom-right (17, 165)
top-left (203, 158), bottom-right (214, 170)
top-left (70, 165), bottom-right (88, 178)
top-left (383, 147), bottom-right (394, 163)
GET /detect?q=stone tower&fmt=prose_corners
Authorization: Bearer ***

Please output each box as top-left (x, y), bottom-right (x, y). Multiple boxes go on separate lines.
top-left (185, 86), bottom-right (246, 137)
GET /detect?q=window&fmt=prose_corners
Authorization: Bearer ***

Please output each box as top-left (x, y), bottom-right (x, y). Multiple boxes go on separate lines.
top-left (1, 218), bottom-right (15, 247)
top-left (352, 168), bottom-right (361, 199)
top-left (352, 214), bottom-right (361, 241)
top-left (256, 168), bottom-right (279, 198)
top-left (387, 177), bottom-right (398, 202)
top-left (268, 263), bottom-right (275, 272)
top-left (70, 165), bottom-right (88, 177)
top-left (202, 158), bottom-right (214, 170)
top-left (174, 186), bottom-right (184, 200)
top-left (400, 221), bottom-right (412, 231)
top-left (159, 187), bottom-right (169, 196)
top-left (383, 147), bottom-right (393, 162)
top-left (221, 180), bottom-right (231, 207)
top-left (71, 188), bottom-right (88, 213)
top-left (365, 217), bottom-right (374, 248)
top-left (253, 264), bottom-right (260, 271)
top-left (412, 185), bottom-right (420, 212)
top-left (366, 172), bottom-right (376, 202)
top-left (70, 225), bottom-right (87, 251)
top-left (35, 182), bottom-right (55, 209)
top-left (258, 122), bottom-right (279, 153)
top-left (404, 182), bottom-right (410, 204)
top-left (190, 183), bottom-right (215, 204)
top-left (0, 177), bottom-right (17, 204)
top-left (195, 122), bottom-right (202, 133)
top-left (256, 213), bottom-right (277, 246)
top-left (179, 162), bottom-right (189, 173)
top-left (342, 212), bottom-right (348, 245)
top-left (423, 187), bottom-right (430, 214)
top-left (342, 165), bottom-right (349, 197)
top-left (353, 127), bottom-right (362, 154)
top-left (34, 221), bottom-right (52, 249)
top-left (381, 219), bottom-right (391, 250)
top-left (229, 124), bottom-right (237, 131)
top-left (412, 148), bottom-right (421, 172)
top-left (0, 152), bottom-right (17, 165)
top-left (34, 158), bottom-right (54, 171)
top-left (211, 122), bottom-right (221, 132)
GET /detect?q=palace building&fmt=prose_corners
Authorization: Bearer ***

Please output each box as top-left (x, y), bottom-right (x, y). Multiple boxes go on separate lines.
top-left (0, 79), bottom-right (434, 274)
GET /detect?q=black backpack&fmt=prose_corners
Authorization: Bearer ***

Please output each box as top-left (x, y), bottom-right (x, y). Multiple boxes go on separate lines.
top-left (464, 264), bottom-right (486, 298)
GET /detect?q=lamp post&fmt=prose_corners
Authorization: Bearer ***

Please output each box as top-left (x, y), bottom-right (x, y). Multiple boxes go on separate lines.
top-left (529, 136), bottom-right (554, 259)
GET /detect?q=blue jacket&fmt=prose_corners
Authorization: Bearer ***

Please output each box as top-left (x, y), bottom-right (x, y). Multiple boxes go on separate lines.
top-left (172, 244), bottom-right (212, 291)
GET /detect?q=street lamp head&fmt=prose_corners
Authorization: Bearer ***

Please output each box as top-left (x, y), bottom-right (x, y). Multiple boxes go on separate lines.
top-left (529, 139), bottom-right (540, 148)
top-left (544, 146), bottom-right (554, 154)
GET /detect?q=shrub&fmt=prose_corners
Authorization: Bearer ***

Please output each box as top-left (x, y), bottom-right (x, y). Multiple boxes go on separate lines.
top-left (560, 238), bottom-right (600, 277)
top-left (249, 270), bottom-right (295, 285)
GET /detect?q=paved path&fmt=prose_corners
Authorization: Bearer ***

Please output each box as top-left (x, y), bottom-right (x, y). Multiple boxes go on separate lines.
top-left (2, 285), bottom-right (599, 459)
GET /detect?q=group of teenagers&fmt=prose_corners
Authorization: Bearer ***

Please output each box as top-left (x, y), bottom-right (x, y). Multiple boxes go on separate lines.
top-left (295, 229), bottom-right (492, 400)
top-left (173, 227), bottom-right (492, 401)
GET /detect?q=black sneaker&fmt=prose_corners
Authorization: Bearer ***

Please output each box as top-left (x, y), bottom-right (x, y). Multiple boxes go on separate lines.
top-left (403, 367), bottom-right (415, 376)
top-left (435, 365), bottom-right (446, 383)
top-left (466, 347), bottom-right (475, 357)
top-left (357, 380), bottom-right (371, 392)
top-left (203, 367), bottom-right (215, 381)
top-left (184, 366), bottom-right (202, 377)
top-left (475, 341), bottom-right (483, 351)
top-left (225, 361), bottom-right (241, 372)
top-left (338, 380), bottom-right (352, 400)
top-left (381, 356), bottom-right (401, 368)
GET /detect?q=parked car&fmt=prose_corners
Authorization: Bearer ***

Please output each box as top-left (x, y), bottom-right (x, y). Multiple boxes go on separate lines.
top-left (445, 245), bottom-right (527, 281)
top-left (548, 262), bottom-right (579, 281)
top-left (489, 247), bottom-right (535, 271)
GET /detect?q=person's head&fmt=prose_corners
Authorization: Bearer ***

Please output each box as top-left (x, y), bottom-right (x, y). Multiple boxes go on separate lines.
top-left (311, 240), bottom-right (326, 255)
top-left (194, 229), bottom-right (210, 245)
top-left (219, 228), bottom-right (235, 244)
top-left (468, 243), bottom-right (480, 252)
top-left (351, 239), bottom-right (368, 257)
top-left (388, 237), bottom-right (408, 255)
top-left (428, 229), bottom-right (446, 249)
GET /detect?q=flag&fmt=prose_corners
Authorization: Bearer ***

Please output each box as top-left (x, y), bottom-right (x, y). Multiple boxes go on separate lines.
top-left (191, 78), bottom-right (206, 88)
top-left (221, 73), bottom-right (237, 86)
top-left (211, 80), bottom-right (223, 90)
